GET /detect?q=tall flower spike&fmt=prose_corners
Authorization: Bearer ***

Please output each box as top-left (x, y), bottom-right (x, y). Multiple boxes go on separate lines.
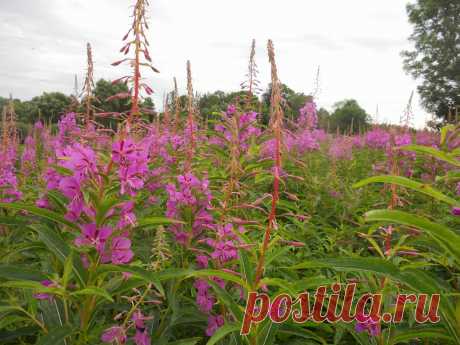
top-left (173, 77), bottom-right (181, 133)
top-left (254, 40), bottom-right (284, 286)
top-left (241, 39), bottom-right (261, 108)
top-left (83, 43), bottom-right (95, 127)
top-left (113, 0), bottom-right (159, 132)
top-left (186, 61), bottom-right (195, 171)
top-left (310, 65), bottom-right (321, 99)
top-left (163, 93), bottom-right (170, 130)
top-left (400, 90), bottom-right (414, 129)
top-left (2, 96), bottom-right (18, 150)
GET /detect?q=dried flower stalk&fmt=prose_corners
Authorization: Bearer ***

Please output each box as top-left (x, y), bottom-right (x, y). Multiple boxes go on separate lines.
top-left (83, 43), bottom-right (95, 126)
top-left (186, 60), bottom-right (195, 171)
top-left (254, 40), bottom-right (284, 286)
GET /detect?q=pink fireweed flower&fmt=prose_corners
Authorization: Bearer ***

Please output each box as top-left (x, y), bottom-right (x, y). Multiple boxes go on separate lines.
top-left (206, 314), bottom-right (224, 336)
top-left (166, 173), bottom-right (214, 243)
top-left (133, 329), bottom-right (150, 345)
top-left (132, 310), bottom-right (152, 329)
top-left (108, 236), bottom-right (134, 264)
top-left (75, 223), bottom-right (113, 254)
top-left (226, 104), bottom-right (236, 116)
top-left (33, 280), bottom-right (55, 300)
top-left (117, 201), bottom-right (137, 229)
top-left (416, 130), bottom-right (439, 147)
top-left (21, 135), bottom-right (36, 175)
top-left (298, 100), bottom-right (318, 129)
top-left (329, 136), bottom-right (353, 160)
top-left (112, 138), bottom-right (137, 164)
top-left (205, 223), bottom-right (244, 264)
top-left (58, 143), bottom-right (97, 181)
top-left (36, 196), bottom-right (50, 209)
top-left (355, 312), bottom-right (380, 337)
top-left (194, 279), bottom-right (215, 313)
top-left (101, 326), bottom-right (127, 344)
top-left (112, 137), bottom-right (149, 196)
top-left (57, 112), bottom-right (81, 145)
top-left (352, 135), bottom-right (364, 148)
top-left (196, 254), bottom-right (209, 268)
top-left (365, 128), bottom-right (390, 149)
top-left (294, 130), bottom-right (320, 155)
top-left (0, 147), bottom-right (21, 202)
top-left (452, 207), bottom-right (460, 216)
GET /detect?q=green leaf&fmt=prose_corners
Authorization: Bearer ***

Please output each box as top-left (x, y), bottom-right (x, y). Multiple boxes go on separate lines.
top-left (390, 327), bottom-right (452, 344)
top-left (0, 264), bottom-right (47, 281)
top-left (0, 326), bottom-right (39, 343)
top-left (1, 280), bottom-right (64, 296)
top-left (207, 280), bottom-right (244, 322)
top-left (289, 257), bottom-right (401, 276)
top-left (0, 203), bottom-right (79, 230)
top-left (187, 269), bottom-right (249, 290)
top-left (96, 264), bottom-right (165, 295)
top-left (353, 175), bottom-right (460, 206)
top-left (136, 217), bottom-right (185, 229)
top-left (239, 249), bottom-right (254, 288)
top-left (36, 326), bottom-right (75, 345)
top-left (167, 338), bottom-right (202, 345)
top-left (206, 324), bottom-right (240, 345)
top-left (32, 225), bottom-right (86, 286)
top-left (400, 144), bottom-right (460, 168)
top-left (364, 209), bottom-right (460, 262)
top-left (71, 287), bottom-right (114, 302)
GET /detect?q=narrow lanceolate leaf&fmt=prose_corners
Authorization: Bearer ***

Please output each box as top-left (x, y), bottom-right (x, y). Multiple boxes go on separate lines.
top-left (167, 337), bottom-right (202, 345)
top-left (353, 175), bottom-right (460, 206)
top-left (400, 144), bottom-right (460, 168)
top-left (0, 264), bottom-right (47, 281)
top-left (0, 202), bottom-right (79, 230)
top-left (187, 269), bottom-right (249, 290)
top-left (389, 327), bottom-right (453, 344)
top-left (1, 280), bottom-right (64, 296)
top-left (206, 324), bottom-right (241, 345)
top-left (71, 287), bottom-right (114, 302)
top-left (207, 280), bottom-right (244, 322)
top-left (289, 257), bottom-right (401, 276)
top-left (136, 217), bottom-right (185, 229)
top-left (36, 326), bottom-right (75, 345)
top-left (32, 225), bottom-right (86, 286)
top-left (364, 209), bottom-right (460, 262)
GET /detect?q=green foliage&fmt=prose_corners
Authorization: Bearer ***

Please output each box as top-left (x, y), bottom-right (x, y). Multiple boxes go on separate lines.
top-left (329, 99), bottom-right (371, 134)
top-left (402, 0), bottom-right (460, 121)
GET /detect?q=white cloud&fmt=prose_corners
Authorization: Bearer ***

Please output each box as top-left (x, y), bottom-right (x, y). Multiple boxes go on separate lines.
top-left (0, 0), bottom-right (428, 127)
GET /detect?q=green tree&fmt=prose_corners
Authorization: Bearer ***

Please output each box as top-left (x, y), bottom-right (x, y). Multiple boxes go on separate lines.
top-left (402, 0), bottom-right (460, 121)
top-left (262, 83), bottom-right (310, 125)
top-left (317, 107), bottom-right (331, 131)
top-left (93, 79), bottom-right (131, 114)
top-left (29, 92), bottom-right (72, 124)
top-left (330, 99), bottom-right (370, 134)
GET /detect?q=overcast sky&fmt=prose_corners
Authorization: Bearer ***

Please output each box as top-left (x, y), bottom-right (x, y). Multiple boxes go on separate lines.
top-left (0, 0), bottom-right (430, 127)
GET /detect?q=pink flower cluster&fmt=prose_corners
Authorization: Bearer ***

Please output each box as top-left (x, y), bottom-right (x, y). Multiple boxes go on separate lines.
top-left (298, 100), bottom-right (318, 130)
top-left (112, 138), bottom-right (150, 196)
top-left (212, 105), bottom-right (261, 152)
top-left (365, 128), bottom-right (390, 149)
top-left (329, 136), bottom-right (353, 160)
top-left (165, 173), bottom-right (213, 244)
top-left (0, 149), bottom-right (21, 202)
top-left (102, 310), bottom-right (151, 345)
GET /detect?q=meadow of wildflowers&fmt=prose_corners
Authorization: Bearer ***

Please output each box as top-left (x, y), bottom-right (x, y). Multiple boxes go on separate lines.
top-left (1, 1), bottom-right (460, 345)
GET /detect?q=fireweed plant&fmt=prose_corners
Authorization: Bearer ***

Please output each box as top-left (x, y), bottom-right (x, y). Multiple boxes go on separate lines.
top-left (1, 4), bottom-right (460, 345)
